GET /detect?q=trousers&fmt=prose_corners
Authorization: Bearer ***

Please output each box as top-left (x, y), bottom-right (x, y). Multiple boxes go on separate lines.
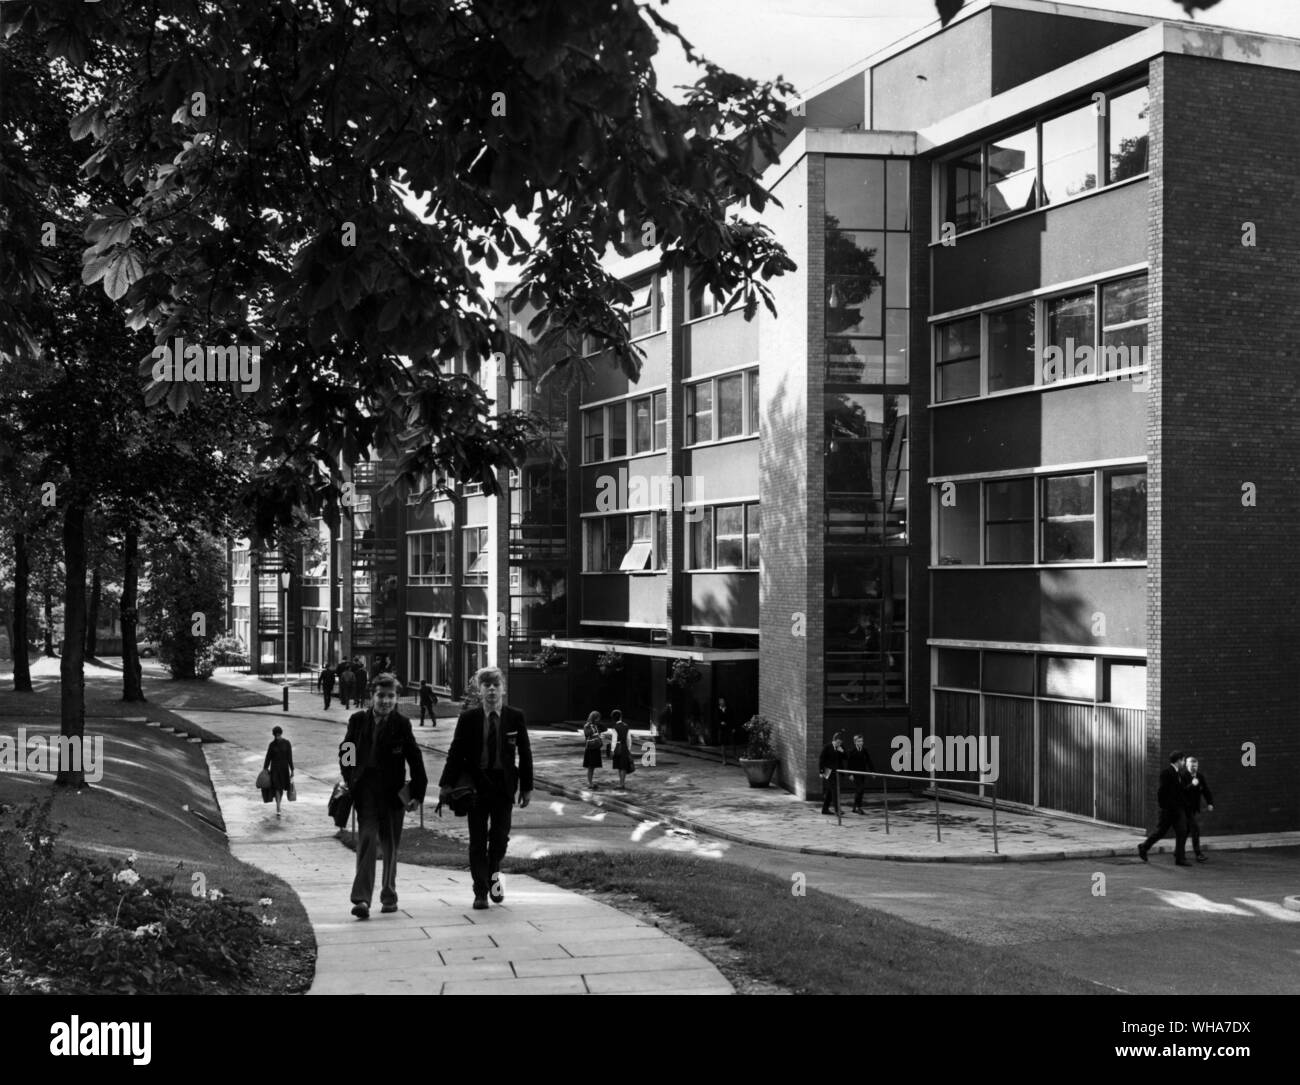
top-left (1142, 805), bottom-right (1188, 860)
top-left (351, 785), bottom-right (405, 906)
top-left (467, 771), bottom-right (513, 898)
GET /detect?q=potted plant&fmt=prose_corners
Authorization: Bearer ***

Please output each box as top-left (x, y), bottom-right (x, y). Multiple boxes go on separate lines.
top-left (596, 649), bottom-right (624, 676)
top-left (739, 715), bottom-right (779, 788)
top-left (666, 658), bottom-right (702, 689)
top-left (535, 644), bottom-right (564, 670)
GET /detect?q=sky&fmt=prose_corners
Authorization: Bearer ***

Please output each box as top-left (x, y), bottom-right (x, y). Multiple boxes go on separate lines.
top-left (649, 0), bottom-right (1300, 102)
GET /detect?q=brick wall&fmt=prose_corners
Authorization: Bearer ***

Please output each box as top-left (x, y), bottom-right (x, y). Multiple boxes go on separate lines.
top-left (1150, 55), bottom-right (1300, 832)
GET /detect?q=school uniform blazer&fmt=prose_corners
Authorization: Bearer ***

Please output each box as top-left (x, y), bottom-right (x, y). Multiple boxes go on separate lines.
top-left (439, 705), bottom-right (533, 800)
top-left (338, 709), bottom-right (428, 808)
top-left (1156, 764), bottom-right (1184, 811)
top-left (1184, 772), bottom-right (1214, 812)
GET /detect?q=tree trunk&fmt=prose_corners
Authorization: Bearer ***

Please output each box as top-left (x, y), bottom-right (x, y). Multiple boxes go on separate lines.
top-left (121, 523), bottom-right (143, 702)
top-left (42, 586), bottom-right (54, 655)
top-left (85, 565), bottom-right (101, 658)
top-left (57, 499), bottom-right (88, 788)
top-left (12, 530), bottom-right (33, 692)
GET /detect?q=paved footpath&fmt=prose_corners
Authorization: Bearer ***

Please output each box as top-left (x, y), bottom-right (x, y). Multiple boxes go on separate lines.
top-left (187, 677), bottom-right (731, 995)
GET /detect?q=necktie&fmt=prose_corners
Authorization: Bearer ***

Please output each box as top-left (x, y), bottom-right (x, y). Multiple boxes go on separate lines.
top-left (487, 712), bottom-right (499, 770)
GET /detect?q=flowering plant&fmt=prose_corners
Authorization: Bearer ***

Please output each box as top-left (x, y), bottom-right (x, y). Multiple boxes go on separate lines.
top-left (535, 644), bottom-right (564, 670)
top-left (596, 650), bottom-right (624, 674)
top-left (667, 658), bottom-right (702, 689)
top-left (742, 715), bottom-right (776, 760)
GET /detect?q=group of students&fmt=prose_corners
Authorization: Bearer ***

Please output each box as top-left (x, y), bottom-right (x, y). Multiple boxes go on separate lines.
top-left (318, 658), bottom-right (441, 726)
top-left (581, 709), bottom-right (637, 789)
top-left (817, 731), bottom-right (876, 815)
top-left (1138, 750), bottom-right (1215, 865)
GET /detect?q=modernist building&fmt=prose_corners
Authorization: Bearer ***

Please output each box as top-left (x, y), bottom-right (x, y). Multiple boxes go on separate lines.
top-left (229, 1), bottom-right (1300, 834)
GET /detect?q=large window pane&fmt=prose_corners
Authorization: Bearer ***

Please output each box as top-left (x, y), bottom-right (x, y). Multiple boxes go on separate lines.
top-left (1040, 655), bottom-right (1095, 701)
top-left (747, 370), bottom-right (759, 435)
top-left (987, 303), bottom-right (1035, 392)
top-left (983, 651), bottom-right (1034, 695)
top-left (653, 391), bottom-right (667, 450)
top-left (885, 235), bottom-right (908, 308)
top-left (631, 396), bottom-right (653, 453)
top-left (885, 310), bottom-right (908, 384)
top-left (826, 158), bottom-right (883, 230)
top-left (585, 520), bottom-right (605, 571)
top-left (943, 149), bottom-right (982, 233)
top-left (717, 374), bottom-right (744, 439)
top-left (604, 516), bottom-right (628, 572)
top-left (1041, 474), bottom-right (1095, 562)
top-left (745, 505), bottom-right (760, 568)
top-left (1108, 85), bottom-right (1149, 183)
top-left (627, 274), bottom-right (660, 338)
top-left (937, 481), bottom-right (980, 565)
top-left (1044, 291), bottom-right (1095, 383)
top-left (583, 408), bottom-right (604, 463)
top-left (826, 393), bottom-right (875, 494)
top-left (687, 382), bottom-right (712, 444)
top-left (985, 478), bottom-right (1034, 563)
top-left (1101, 276), bottom-right (1148, 373)
top-left (937, 648), bottom-right (979, 689)
top-left (828, 338), bottom-right (883, 384)
top-left (1107, 470), bottom-right (1146, 560)
top-left (688, 510), bottom-right (713, 569)
top-left (886, 159), bottom-right (910, 231)
top-left (715, 505), bottom-right (745, 569)
top-left (1041, 104), bottom-right (1098, 205)
top-left (985, 127), bottom-right (1037, 222)
top-left (1104, 661), bottom-right (1146, 706)
top-left (608, 400), bottom-right (627, 458)
top-left (826, 230), bottom-right (884, 337)
top-left (936, 316), bottom-right (980, 402)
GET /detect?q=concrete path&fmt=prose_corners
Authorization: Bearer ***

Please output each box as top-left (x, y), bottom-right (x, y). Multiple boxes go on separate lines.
top-left (190, 685), bottom-right (732, 995)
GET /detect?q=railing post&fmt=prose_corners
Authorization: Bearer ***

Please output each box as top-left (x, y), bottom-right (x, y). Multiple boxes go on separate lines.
top-left (934, 779), bottom-right (942, 843)
top-left (991, 783), bottom-right (998, 855)
top-left (882, 773), bottom-right (890, 834)
top-left (835, 771), bottom-right (842, 826)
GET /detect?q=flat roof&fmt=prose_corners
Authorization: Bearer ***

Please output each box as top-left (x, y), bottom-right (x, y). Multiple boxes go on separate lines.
top-left (542, 637), bottom-right (760, 663)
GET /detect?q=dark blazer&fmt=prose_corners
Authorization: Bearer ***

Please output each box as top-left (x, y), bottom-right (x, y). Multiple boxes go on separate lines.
top-left (1184, 770), bottom-right (1214, 812)
top-left (846, 745), bottom-right (875, 774)
top-left (1156, 763), bottom-right (1184, 810)
top-left (338, 708), bottom-right (427, 808)
top-left (320, 667), bottom-right (336, 692)
top-left (440, 705), bottom-right (533, 800)
top-left (819, 742), bottom-right (846, 775)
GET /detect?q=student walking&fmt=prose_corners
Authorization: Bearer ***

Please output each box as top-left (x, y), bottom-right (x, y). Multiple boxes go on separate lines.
top-left (609, 709), bottom-right (635, 789)
top-left (418, 679), bottom-right (438, 727)
top-left (1138, 750), bottom-right (1191, 866)
top-left (582, 711), bottom-right (604, 787)
top-left (320, 662), bottom-right (336, 709)
top-left (338, 662), bottom-right (356, 710)
top-left (819, 732), bottom-right (846, 815)
top-left (847, 733), bottom-right (875, 814)
top-left (263, 725), bottom-right (295, 818)
top-left (1183, 755), bottom-right (1214, 862)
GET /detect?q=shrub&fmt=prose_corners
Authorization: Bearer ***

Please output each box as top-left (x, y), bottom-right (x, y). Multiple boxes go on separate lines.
top-left (210, 632), bottom-right (249, 666)
top-left (742, 715), bottom-right (777, 760)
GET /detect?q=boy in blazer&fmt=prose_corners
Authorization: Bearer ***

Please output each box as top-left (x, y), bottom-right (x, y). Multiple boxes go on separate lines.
top-left (338, 673), bottom-right (427, 919)
top-left (1138, 750), bottom-right (1189, 866)
top-left (438, 667), bottom-right (533, 909)
top-left (1183, 755), bottom-right (1214, 862)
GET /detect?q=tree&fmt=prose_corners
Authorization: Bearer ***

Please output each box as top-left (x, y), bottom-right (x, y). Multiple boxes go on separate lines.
top-left (141, 529), bottom-right (226, 680)
top-left (2, 0), bottom-right (795, 541)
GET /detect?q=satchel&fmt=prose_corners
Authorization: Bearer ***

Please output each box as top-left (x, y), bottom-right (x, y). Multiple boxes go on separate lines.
top-left (584, 726), bottom-right (601, 750)
top-left (287, 781), bottom-right (297, 802)
top-left (256, 768), bottom-right (272, 790)
top-left (436, 771), bottom-right (477, 818)
top-left (328, 780), bottom-right (353, 828)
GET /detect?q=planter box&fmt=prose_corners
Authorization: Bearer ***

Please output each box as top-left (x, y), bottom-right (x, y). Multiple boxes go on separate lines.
top-left (739, 758), bottom-right (779, 788)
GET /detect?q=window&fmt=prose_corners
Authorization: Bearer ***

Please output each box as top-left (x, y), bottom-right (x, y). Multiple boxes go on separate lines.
top-left (686, 382), bottom-right (712, 444)
top-left (985, 126), bottom-right (1037, 223)
top-left (608, 400), bottom-right (627, 458)
top-left (688, 269), bottom-right (721, 319)
top-left (627, 273), bottom-right (663, 338)
top-left (1044, 291), bottom-right (1095, 382)
top-left (1041, 103), bottom-right (1097, 206)
top-left (1101, 276), bottom-right (1148, 373)
top-left (1041, 473), bottom-right (1094, 562)
top-left (407, 530), bottom-right (451, 585)
top-left (620, 513), bottom-right (654, 571)
top-left (983, 651), bottom-right (1035, 696)
top-left (936, 648), bottom-right (980, 690)
top-left (1103, 660), bottom-right (1146, 706)
top-left (936, 317), bottom-right (980, 402)
top-left (715, 505), bottom-right (745, 569)
top-left (986, 303), bottom-right (1035, 392)
top-left (1107, 85), bottom-right (1149, 183)
top-left (583, 408), bottom-right (604, 463)
top-left (1106, 470), bottom-right (1146, 560)
top-left (940, 83), bottom-right (1148, 236)
top-left (653, 391), bottom-right (667, 450)
top-left (747, 370), bottom-right (759, 436)
top-left (985, 478), bottom-right (1034, 564)
top-left (408, 616), bottom-right (451, 688)
top-left (688, 509), bottom-right (713, 570)
top-left (937, 481), bottom-right (980, 565)
top-left (717, 374), bottom-right (744, 439)
top-left (231, 549), bottom-right (250, 583)
top-left (656, 510), bottom-right (667, 569)
top-left (463, 526), bottom-right (488, 583)
top-left (463, 618), bottom-right (487, 685)
top-left (584, 516), bottom-right (630, 572)
top-left (632, 396), bottom-right (654, 454)
top-left (745, 505), bottom-right (760, 569)
top-left (827, 157), bottom-right (884, 229)
top-left (1040, 655), bottom-right (1095, 701)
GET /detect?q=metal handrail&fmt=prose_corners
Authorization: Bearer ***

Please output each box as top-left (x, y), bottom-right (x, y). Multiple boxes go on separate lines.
top-left (832, 768), bottom-right (999, 854)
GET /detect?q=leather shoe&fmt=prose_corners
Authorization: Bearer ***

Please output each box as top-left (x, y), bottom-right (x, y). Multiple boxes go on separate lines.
top-left (1196, 853), bottom-right (1208, 863)
top-left (381, 903), bottom-right (398, 913)
top-left (472, 896), bottom-right (489, 910)
top-left (1137, 845), bottom-right (1148, 862)
top-left (351, 902), bottom-right (370, 920)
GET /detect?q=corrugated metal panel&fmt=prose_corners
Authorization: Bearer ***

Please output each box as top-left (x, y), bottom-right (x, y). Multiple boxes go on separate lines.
top-left (1096, 706), bottom-right (1146, 826)
top-left (933, 691), bottom-right (980, 783)
top-left (984, 694), bottom-right (1034, 805)
top-left (1039, 701), bottom-right (1093, 817)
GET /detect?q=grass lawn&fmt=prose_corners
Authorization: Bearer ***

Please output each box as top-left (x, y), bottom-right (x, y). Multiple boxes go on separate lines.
top-left (357, 825), bottom-right (1104, 995)
top-left (0, 659), bottom-right (313, 994)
